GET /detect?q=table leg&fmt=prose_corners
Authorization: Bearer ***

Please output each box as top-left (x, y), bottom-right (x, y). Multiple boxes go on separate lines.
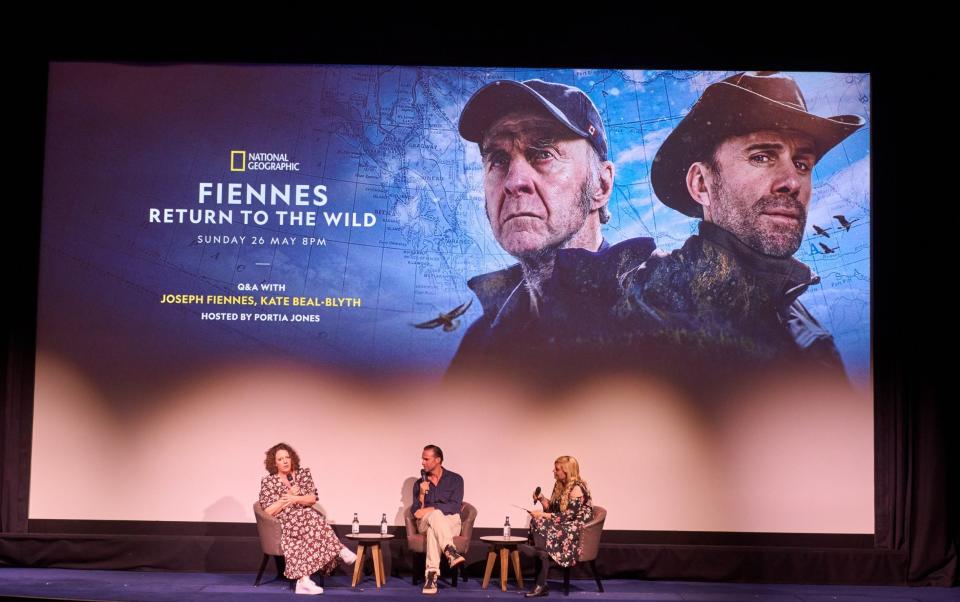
top-left (481, 547), bottom-right (497, 589)
top-left (499, 547), bottom-right (509, 592)
top-left (351, 543), bottom-right (366, 587)
top-left (511, 549), bottom-right (524, 589)
top-left (372, 544), bottom-right (383, 588)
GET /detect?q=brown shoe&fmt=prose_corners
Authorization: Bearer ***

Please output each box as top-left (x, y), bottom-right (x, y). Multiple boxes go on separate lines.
top-left (524, 584), bottom-right (550, 597)
top-left (444, 544), bottom-right (465, 568)
top-left (422, 570), bottom-right (438, 595)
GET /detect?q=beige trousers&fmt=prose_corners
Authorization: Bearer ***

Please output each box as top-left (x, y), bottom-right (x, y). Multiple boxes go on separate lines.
top-left (416, 509), bottom-right (462, 575)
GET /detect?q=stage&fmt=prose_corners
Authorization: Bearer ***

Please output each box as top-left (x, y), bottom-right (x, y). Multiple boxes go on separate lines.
top-left (1, 568), bottom-right (958, 602)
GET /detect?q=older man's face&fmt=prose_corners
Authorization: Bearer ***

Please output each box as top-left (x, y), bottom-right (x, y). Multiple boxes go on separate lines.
top-left (481, 109), bottom-right (596, 259)
top-left (703, 130), bottom-right (816, 257)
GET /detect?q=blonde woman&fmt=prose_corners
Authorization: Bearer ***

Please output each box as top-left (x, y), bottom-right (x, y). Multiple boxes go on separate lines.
top-left (523, 455), bottom-right (594, 598)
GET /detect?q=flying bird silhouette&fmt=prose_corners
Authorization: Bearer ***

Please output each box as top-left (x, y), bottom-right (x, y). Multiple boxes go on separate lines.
top-left (833, 215), bottom-right (860, 231)
top-left (412, 299), bottom-right (473, 332)
top-left (812, 224), bottom-right (831, 238)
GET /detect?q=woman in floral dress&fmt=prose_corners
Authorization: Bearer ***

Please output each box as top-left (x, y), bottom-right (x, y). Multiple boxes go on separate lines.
top-left (523, 455), bottom-right (594, 598)
top-left (259, 443), bottom-right (356, 595)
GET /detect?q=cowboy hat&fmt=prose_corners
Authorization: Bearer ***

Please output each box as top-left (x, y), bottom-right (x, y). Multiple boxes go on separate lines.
top-left (651, 71), bottom-right (865, 217)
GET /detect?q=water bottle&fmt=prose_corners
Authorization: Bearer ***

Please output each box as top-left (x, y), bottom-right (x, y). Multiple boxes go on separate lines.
top-left (503, 516), bottom-right (511, 539)
top-left (380, 513), bottom-right (389, 535)
top-left (352, 512), bottom-right (360, 534)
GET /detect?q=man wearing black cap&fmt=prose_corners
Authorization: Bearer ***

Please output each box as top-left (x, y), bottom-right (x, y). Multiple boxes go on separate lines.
top-left (448, 79), bottom-right (654, 382)
top-left (613, 71), bottom-right (865, 382)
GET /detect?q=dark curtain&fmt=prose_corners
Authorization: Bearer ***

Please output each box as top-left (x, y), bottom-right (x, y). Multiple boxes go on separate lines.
top-left (2, 54), bottom-right (43, 535)
top-left (873, 71), bottom-right (956, 585)
top-left (2, 231), bottom-right (37, 534)
top-left (904, 376), bottom-right (955, 584)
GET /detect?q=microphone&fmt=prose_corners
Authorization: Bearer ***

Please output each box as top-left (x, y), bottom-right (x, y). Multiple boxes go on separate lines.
top-left (287, 473), bottom-right (295, 489)
top-left (533, 486), bottom-right (541, 503)
top-left (420, 470), bottom-right (430, 493)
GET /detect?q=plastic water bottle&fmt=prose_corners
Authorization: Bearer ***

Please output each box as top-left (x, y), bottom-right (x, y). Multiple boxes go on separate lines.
top-left (352, 513), bottom-right (360, 534)
top-left (380, 513), bottom-right (389, 535)
top-left (503, 516), bottom-right (511, 539)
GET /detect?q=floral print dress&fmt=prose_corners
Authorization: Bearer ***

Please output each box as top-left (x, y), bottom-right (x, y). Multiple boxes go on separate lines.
top-left (259, 467), bottom-right (342, 579)
top-left (531, 481), bottom-right (594, 567)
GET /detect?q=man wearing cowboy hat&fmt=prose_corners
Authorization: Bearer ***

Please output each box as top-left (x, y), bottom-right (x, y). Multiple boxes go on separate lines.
top-left (446, 79), bottom-right (655, 383)
top-left (612, 71), bottom-right (865, 382)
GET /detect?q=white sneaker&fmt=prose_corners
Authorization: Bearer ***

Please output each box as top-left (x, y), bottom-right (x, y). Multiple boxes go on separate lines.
top-left (295, 576), bottom-right (324, 595)
top-left (339, 546), bottom-right (357, 565)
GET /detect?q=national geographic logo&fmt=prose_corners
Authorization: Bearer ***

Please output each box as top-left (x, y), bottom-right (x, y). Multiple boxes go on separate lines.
top-left (230, 150), bottom-right (300, 172)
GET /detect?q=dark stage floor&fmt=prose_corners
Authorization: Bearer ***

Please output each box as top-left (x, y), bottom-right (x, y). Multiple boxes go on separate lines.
top-left (0, 568), bottom-right (957, 602)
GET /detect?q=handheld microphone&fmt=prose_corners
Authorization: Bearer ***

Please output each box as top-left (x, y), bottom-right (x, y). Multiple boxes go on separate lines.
top-left (533, 486), bottom-right (541, 503)
top-left (421, 470), bottom-right (430, 493)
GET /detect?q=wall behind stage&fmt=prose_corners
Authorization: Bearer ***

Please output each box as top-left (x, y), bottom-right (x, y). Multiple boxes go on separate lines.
top-left (32, 63), bottom-right (872, 532)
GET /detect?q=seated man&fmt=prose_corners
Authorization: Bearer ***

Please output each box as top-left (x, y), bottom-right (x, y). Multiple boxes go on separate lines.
top-left (412, 444), bottom-right (465, 595)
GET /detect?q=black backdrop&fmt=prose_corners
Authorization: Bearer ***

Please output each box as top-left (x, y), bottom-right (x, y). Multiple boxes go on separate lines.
top-left (2, 25), bottom-right (954, 586)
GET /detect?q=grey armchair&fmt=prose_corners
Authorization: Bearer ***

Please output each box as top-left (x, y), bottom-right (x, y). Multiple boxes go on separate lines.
top-left (562, 505), bottom-right (605, 595)
top-left (253, 500), bottom-right (288, 587)
top-left (404, 501), bottom-right (478, 586)
top-left (253, 501), bottom-right (326, 589)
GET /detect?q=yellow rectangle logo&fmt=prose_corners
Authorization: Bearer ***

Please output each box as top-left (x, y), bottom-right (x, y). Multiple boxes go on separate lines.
top-left (230, 150), bottom-right (246, 172)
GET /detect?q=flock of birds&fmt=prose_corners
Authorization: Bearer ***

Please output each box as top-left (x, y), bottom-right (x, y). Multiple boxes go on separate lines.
top-left (810, 214), bottom-right (861, 254)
